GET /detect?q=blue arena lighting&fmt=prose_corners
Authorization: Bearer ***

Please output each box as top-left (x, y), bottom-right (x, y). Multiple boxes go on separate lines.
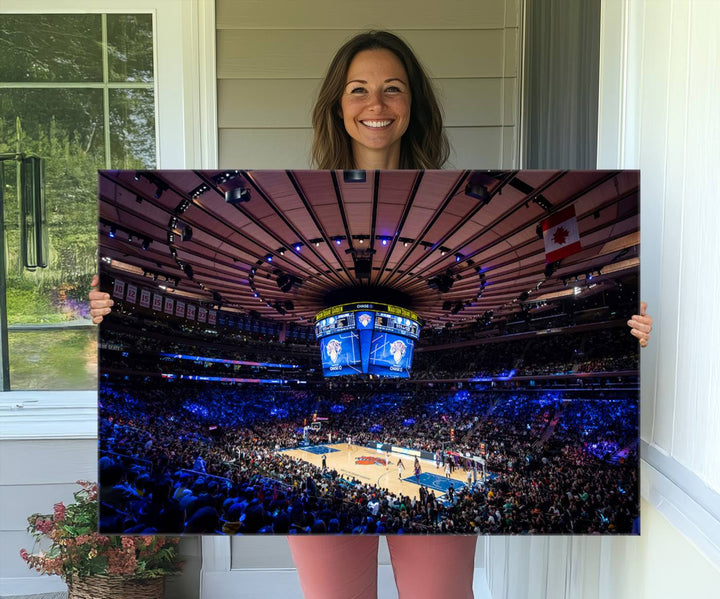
top-left (159, 352), bottom-right (300, 369)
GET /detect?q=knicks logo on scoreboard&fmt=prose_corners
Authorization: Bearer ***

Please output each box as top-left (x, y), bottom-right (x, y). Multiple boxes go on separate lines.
top-left (358, 313), bottom-right (372, 327)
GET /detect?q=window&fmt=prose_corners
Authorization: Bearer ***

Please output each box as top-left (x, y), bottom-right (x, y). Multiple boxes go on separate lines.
top-left (0, 13), bottom-right (156, 390)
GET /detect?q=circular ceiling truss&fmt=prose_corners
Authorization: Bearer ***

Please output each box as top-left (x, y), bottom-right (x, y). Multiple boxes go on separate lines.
top-left (98, 169), bottom-right (640, 329)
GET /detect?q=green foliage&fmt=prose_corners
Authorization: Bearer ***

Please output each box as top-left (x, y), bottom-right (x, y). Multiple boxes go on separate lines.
top-left (1, 12), bottom-right (156, 389)
top-left (8, 328), bottom-right (97, 390)
top-left (20, 481), bottom-right (182, 583)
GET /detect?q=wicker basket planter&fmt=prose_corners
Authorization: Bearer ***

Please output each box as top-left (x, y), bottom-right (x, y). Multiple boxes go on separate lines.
top-left (67, 575), bottom-right (165, 599)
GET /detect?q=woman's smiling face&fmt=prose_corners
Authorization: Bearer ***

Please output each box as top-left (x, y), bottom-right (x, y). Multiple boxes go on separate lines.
top-left (340, 48), bottom-right (411, 167)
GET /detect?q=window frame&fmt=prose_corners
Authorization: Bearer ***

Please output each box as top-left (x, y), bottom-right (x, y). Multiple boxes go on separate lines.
top-left (0, 0), bottom-right (217, 423)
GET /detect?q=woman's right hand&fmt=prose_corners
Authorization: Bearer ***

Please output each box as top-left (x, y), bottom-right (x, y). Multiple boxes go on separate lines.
top-left (89, 274), bottom-right (114, 324)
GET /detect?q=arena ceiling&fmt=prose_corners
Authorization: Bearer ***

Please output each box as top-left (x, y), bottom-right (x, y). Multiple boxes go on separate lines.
top-left (98, 169), bottom-right (640, 329)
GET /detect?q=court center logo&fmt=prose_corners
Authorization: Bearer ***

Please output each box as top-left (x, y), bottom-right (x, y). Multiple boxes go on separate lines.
top-left (355, 456), bottom-right (388, 466)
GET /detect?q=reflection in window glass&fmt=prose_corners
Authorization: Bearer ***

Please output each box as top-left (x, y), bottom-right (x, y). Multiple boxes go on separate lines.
top-left (1, 89), bottom-right (103, 309)
top-left (8, 329), bottom-right (97, 390)
top-left (0, 89), bottom-right (106, 163)
top-left (107, 14), bottom-right (154, 83)
top-left (0, 15), bottom-right (103, 82)
top-left (110, 89), bottom-right (156, 168)
top-left (1, 14), bottom-right (155, 390)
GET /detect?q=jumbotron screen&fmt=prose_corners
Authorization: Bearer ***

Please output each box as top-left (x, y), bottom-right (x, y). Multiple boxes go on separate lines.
top-left (315, 303), bottom-right (420, 378)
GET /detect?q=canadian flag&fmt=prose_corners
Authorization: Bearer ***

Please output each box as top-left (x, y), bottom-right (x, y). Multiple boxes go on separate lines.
top-left (542, 205), bottom-right (581, 263)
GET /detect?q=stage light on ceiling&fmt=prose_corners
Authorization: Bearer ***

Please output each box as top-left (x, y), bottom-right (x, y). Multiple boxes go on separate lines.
top-left (175, 199), bottom-right (191, 214)
top-left (532, 196), bottom-right (553, 211)
top-left (294, 244), bottom-right (302, 252)
top-left (153, 183), bottom-right (167, 199)
top-left (225, 186), bottom-right (251, 205)
top-left (141, 238), bottom-right (150, 251)
top-left (455, 254), bottom-right (462, 262)
top-left (266, 254), bottom-right (273, 262)
top-left (343, 170), bottom-right (366, 183)
top-left (109, 226), bottom-right (116, 238)
top-left (465, 172), bottom-right (493, 204)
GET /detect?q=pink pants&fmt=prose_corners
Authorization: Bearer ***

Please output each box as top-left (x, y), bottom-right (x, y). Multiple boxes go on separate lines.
top-left (287, 536), bottom-right (476, 599)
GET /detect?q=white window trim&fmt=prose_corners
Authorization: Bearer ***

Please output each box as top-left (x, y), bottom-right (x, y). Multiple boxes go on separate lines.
top-left (597, 0), bottom-right (720, 570)
top-left (0, 0), bottom-right (217, 169)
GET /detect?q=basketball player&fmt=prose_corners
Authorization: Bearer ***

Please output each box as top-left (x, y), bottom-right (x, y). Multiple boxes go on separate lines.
top-left (397, 458), bottom-right (405, 480)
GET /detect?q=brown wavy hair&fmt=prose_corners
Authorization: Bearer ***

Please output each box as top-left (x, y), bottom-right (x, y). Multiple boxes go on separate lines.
top-left (311, 31), bottom-right (449, 170)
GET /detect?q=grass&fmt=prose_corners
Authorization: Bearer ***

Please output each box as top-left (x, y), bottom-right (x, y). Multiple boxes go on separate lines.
top-left (8, 328), bottom-right (98, 390)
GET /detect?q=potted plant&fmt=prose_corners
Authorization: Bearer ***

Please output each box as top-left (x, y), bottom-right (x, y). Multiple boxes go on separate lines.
top-left (20, 480), bottom-right (182, 598)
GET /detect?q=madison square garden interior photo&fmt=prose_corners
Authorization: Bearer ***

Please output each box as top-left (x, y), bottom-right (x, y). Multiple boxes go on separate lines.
top-left (97, 169), bottom-right (640, 536)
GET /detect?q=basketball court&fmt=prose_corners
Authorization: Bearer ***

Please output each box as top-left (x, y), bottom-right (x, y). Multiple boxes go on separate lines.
top-left (281, 442), bottom-right (476, 501)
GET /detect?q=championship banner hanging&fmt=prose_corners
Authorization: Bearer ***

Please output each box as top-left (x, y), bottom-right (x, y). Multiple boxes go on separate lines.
top-left (126, 284), bottom-right (137, 304)
top-left (197, 306), bottom-right (207, 323)
top-left (542, 205), bottom-right (581, 263)
top-left (140, 288), bottom-right (152, 308)
top-left (152, 293), bottom-right (163, 311)
top-left (112, 279), bottom-right (125, 299)
top-left (163, 297), bottom-right (174, 315)
top-left (208, 310), bottom-right (217, 325)
top-left (186, 304), bottom-right (196, 320)
top-left (175, 300), bottom-right (185, 318)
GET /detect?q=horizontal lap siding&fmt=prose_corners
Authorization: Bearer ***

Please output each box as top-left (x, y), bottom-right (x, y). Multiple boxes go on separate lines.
top-left (0, 439), bottom-right (96, 579)
top-left (216, 1), bottom-right (521, 170)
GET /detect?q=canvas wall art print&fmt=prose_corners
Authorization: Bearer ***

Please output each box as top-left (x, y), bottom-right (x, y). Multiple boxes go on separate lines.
top-left (98, 169), bottom-right (640, 535)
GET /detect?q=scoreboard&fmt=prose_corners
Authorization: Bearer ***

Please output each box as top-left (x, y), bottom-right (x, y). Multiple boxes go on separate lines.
top-left (315, 303), bottom-right (421, 378)
top-left (373, 312), bottom-right (420, 339)
top-left (315, 312), bottom-right (356, 337)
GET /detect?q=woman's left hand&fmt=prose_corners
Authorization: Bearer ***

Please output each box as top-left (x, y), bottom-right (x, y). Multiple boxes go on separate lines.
top-left (627, 301), bottom-right (653, 348)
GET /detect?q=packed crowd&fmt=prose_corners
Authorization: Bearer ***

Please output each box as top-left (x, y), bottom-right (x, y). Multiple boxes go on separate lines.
top-left (98, 377), bottom-right (639, 535)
